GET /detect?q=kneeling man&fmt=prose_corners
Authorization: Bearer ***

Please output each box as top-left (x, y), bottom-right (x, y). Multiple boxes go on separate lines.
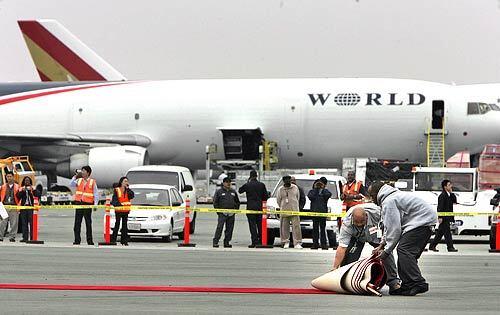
top-left (332, 203), bottom-right (401, 293)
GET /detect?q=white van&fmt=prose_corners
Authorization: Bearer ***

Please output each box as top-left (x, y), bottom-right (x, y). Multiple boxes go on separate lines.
top-left (126, 165), bottom-right (197, 233)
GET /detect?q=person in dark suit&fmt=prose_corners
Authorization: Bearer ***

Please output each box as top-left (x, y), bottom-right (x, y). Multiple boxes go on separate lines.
top-left (307, 178), bottom-right (332, 250)
top-left (238, 170), bottom-right (268, 248)
top-left (213, 177), bottom-right (240, 248)
top-left (429, 180), bottom-right (458, 252)
top-left (16, 176), bottom-right (41, 242)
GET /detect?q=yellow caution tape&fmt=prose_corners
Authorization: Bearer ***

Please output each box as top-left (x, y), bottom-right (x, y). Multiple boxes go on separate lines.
top-left (3, 205), bottom-right (496, 218)
top-left (436, 212), bottom-right (496, 217)
top-left (191, 208), bottom-right (341, 218)
top-left (2, 205), bottom-right (183, 211)
top-left (3, 204), bottom-right (340, 217)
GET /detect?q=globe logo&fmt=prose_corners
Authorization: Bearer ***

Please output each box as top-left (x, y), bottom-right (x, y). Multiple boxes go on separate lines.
top-left (334, 93), bottom-right (361, 106)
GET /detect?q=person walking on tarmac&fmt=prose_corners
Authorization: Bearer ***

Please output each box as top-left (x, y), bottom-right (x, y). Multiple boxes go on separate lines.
top-left (308, 178), bottom-right (332, 250)
top-left (17, 176), bottom-right (41, 242)
top-left (428, 180), bottom-right (458, 252)
top-left (238, 170), bottom-right (268, 248)
top-left (332, 204), bottom-right (401, 293)
top-left (70, 166), bottom-right (99, 245)
top-left (0, 171), bottom-right (21, 242)
top-left (369, 181), bottom-right (437, 296)
top-left (341, 171), bottom-right (367, 210)
top-left (213, 177), bottom-right (240, 248)
top-left (277, 175), bottom-right (302, 249)
top-left (111, 176), bottom-right (134, 246)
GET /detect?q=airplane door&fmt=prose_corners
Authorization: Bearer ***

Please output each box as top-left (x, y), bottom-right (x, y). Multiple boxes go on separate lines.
top-left (219, 128), bottom-right (263, 160)
top-left (432, 100), bottom-right (445, 129)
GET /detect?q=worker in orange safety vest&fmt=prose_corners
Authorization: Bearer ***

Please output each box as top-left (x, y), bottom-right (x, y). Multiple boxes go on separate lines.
top-left (341, 171), bottom-right (368, 211)
top-left (70, 165), bottom-right (99, 245)
top-left (111, 176), bottom-right (134, 245)
top-left (0, 171), bottom-right (21, 242)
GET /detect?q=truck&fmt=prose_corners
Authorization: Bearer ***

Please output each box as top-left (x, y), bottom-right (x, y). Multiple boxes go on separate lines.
top-left (0, 156), bottom-right (37, 189)
top-left (410, 167), bottom-right (495, 236)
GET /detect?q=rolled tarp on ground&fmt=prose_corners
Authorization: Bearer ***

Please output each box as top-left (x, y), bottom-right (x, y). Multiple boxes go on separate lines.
top-left (311, 256), bottom-right (387, 296)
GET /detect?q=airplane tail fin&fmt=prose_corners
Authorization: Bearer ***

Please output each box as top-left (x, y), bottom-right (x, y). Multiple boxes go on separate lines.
top-left (18, 19), bottom-right (126, 82)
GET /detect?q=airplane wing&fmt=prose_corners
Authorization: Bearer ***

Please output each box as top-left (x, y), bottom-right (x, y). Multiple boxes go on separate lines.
top-left (0, 133), bottom-right (151, 146)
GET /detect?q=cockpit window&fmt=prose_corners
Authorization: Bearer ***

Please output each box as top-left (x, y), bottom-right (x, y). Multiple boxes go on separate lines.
top-left (467, 103), bottom-right (479, 115)
top-left (467, 102), bottom-right (492, 115)
top-left (490, 103), bottom-right (500, 111)
top-left (479, 103), bottom-right (490, 114)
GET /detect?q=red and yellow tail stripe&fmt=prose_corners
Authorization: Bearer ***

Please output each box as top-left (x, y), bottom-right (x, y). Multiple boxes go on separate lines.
top-left (18, 20), bottom-right (106, 81)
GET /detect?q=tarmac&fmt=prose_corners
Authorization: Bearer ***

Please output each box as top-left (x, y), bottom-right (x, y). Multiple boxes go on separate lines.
top-left (0, 209), bottom-right (499, 314)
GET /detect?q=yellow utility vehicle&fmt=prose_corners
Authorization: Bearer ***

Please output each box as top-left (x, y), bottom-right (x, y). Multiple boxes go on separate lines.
top-left (0, 156), bottom-right (36, 187)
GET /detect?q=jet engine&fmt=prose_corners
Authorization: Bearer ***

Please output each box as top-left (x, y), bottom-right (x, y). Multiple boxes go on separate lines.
top-left (58, 146), bottom-right (149, 187)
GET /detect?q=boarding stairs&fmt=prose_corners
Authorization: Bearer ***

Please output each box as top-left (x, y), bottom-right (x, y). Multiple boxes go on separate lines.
top-left (426, 121), bottom-right (446, 167)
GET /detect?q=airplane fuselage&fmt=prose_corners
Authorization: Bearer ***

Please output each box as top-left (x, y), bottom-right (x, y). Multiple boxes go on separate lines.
top-left (1, 78), bottom-right (499, 171)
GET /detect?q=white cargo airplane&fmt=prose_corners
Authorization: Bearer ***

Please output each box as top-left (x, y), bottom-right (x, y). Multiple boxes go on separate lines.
top-left (0, 19), bottom-right (499, 187)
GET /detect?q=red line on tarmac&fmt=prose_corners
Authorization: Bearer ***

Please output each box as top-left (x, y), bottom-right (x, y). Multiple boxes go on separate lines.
top-left (0, 283), bottom-right (333, 295)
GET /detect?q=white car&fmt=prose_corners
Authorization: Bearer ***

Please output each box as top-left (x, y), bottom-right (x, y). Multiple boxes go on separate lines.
top-left (126, 165), bottom-right (197, 233)
top-left (266, 173), bottom-right (347, 246)
top-left (109, 184), bottom-right (189, 242)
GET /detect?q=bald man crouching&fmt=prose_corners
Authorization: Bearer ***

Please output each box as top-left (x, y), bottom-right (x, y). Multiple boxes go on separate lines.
top-left (332, 204), bottom-right (401, 293)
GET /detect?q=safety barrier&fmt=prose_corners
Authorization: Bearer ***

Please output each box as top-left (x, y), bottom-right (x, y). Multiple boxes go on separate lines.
top-left (178, 198), bottom-right (195, 247)
top-left (98, 198), bottom-right (116, 246)
top-left (256, 200), bottom-right (272, 248)
top-left (26, 197), bottom-right (43, 244)
top-left (3, 204), bottom-right (496, 217)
